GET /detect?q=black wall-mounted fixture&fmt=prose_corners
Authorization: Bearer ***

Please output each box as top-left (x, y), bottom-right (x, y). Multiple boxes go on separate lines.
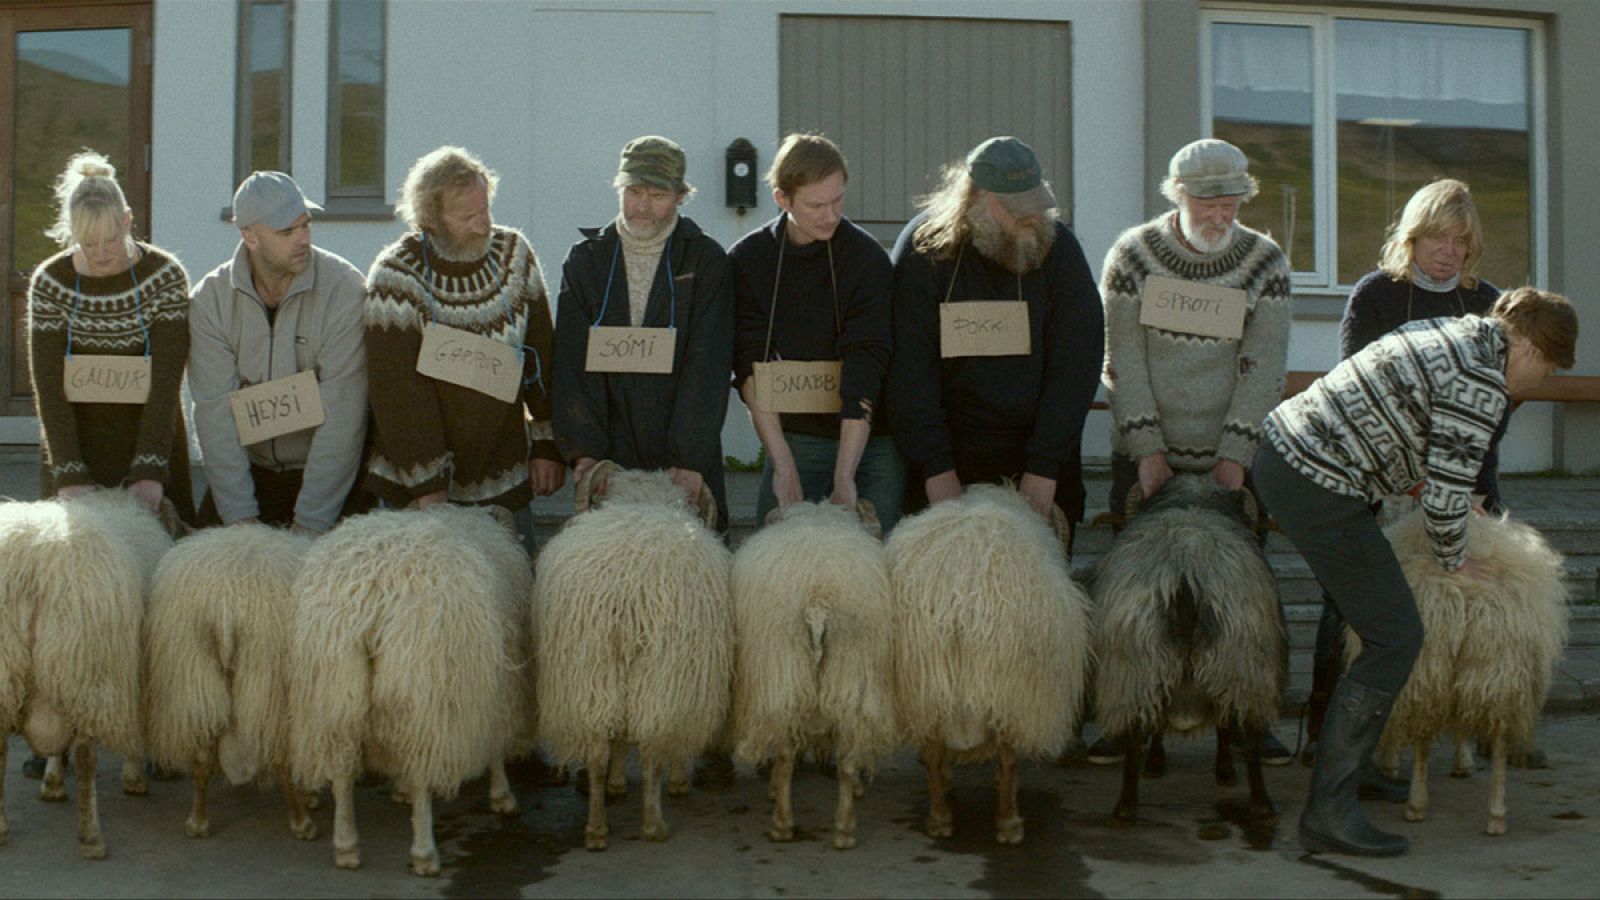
top-left (725, 138), bottom-right (758, 213)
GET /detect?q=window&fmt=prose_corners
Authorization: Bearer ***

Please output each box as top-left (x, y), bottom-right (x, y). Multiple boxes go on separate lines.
top-left (1206, 10), bottom-right (1540, 290)
top-left (235, 0), bottom-right (292, 182)
top-left (326, 0), bottom-right (385, 201)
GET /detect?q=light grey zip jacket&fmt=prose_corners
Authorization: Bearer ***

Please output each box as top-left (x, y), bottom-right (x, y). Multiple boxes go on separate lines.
top-left (188, 242), bottom-right (367, 532)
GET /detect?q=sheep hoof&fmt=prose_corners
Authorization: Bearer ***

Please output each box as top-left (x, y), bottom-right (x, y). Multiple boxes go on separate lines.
top-left (490, 792), bottom-right (518, 816)
top-left (40, 782), bottom-right (67, 803)
top-left (122, 775), bottom-right (149, 796)
top-left (1449, 767), bottom-right (1472, 779)
top-left (605, 783), bottom-right (628, 800)
top-left (926, 813), bottom-right (953, 838)
top-left (390, 789), bottom-right (409, 806)
top-left (1251, 803), bottom-right (1278, 825)
top-left (303, 791), bottom-right (321, 811)
top-left (767, 825), bottom-right (795, 843)
top-left (1215, 770), bottom-right (1237, 788)
top-left (1112, 803), bottom-right (1137, 825)
top-left (995, 817), bottom-right (1024, 845)
top-left (185, 816), bottom-right (210, 838)
top-left (290, 818), bottom-right (318, 841)
top-left (584, 828), bottom-right (609, 851)
top-left (667, 778), bottom-right (690, 797)
top-left (852, 781), bottom-right (865, 799)
top-left (641, 821), bottom-right (669, 842)
top-left (410, 852), bottom-right (440, 877)
top-left (335, 847), bottom-right (361, 869)
top-left (832, 830), bottom-right (856, 850)
top-left (79, 837), bottom-right (107, 860)
top-left (1404, 804), bottom-right (1426, 823)
top-left (1486, 816), bottom-right (1507, 836)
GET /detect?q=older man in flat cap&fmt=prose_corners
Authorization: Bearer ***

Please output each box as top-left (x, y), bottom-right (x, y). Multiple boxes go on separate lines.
top-left (887, 135), bottom-right (1103, 528)
top-left (188, 171), bottom-right (372, 534)
top-left (1090, 138), bottom-right (1293, 764)
top-left (552, 135), bottom-right (735, 528)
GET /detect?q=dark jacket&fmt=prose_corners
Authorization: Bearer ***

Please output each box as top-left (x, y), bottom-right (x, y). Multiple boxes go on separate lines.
top-left (887, 213), bottom-right (1104, 487)
top-left (552, 215), bottom-right (734, 525)
top-left (729, 215), bottom-right (892, 438)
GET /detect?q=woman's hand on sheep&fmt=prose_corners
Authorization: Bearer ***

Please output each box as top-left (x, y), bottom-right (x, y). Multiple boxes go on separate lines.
top-left (1138, 453), bottom-right (1175, 498)
top-left (128, 479), bottom-right (164, 513)
top-left (925, 471), bottom-right (964, 506)
top-left (669, 467), bottom-right (705, 505)
top-left (1019, 473), bottom-right (1058, 518)
top-left (530, 457), bottom-right (567, 496)
top-left (416, 490), bottom-right (450, 510)
top-left (1213, 459), bottom-right (1246, 491)
top-left (56, 483), bottom-right (98, 501)
top-left (1455, 556), bottom-right (1501, 580)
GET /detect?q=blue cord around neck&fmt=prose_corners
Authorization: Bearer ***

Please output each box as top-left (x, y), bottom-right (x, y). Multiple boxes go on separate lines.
top-left (595, 227), bottom-right (676, 329)
top-left (68, 261), bottom-right (149, 360)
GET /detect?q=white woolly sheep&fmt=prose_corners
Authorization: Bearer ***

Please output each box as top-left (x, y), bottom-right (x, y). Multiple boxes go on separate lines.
top-left (143, 523), bottom-right (317, 840)
top-left (886, 484), bottom-right (1091, 844)
top-left (1350, 508), bottom-right (1568, 835)
top-left (1090, 475), bottom-right (1286, 823)
top-left (535, 461), bottom-right (732, 851)
top-left (288, 504), bottom-right (533, 876)
top-left (0, 490), bottom-right (174, 858)
top-left (729, 500), bottom-right (898, 849)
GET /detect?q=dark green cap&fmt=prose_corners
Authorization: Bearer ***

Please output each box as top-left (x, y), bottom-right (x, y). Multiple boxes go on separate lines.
top-left (966, 136), bottom-right (1056, 216)
top-left (616, 135), bottom-right (689, 193)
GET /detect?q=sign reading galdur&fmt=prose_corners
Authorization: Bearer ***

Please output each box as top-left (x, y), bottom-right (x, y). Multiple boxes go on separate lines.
top-left (228, 369), bottom-right (325, 446)
top-left (939, 301), bottom-right (1030, 357)
top-left (416, 323), bottom-right (521, 402)
top-left (63, 355), bottom-right (152, 404)
top-left (751, 360), bottom-right (843, 414)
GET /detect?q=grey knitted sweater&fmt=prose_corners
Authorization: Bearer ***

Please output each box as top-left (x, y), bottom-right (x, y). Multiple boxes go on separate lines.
top-left (1100, 214), bottom-right (1291, 470)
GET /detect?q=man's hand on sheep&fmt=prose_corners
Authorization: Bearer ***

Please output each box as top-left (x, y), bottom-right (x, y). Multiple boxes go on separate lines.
top-left (530, 457), bottom-right (566, 497)
top-left (56, 483), bottom-right (98, 501)
top-left (772, 461), bottom-right (804, 509)
top-left (669, 467), bottom-right (705, 505)
top-left (129, 478), bottom-right (165, 514)
top-left (1213, 459), bottom-right (1246, 491)
top-left (829, 479), bottom-right (858, 508)
top-left (925, 470), bottom-right (963, 506)
top-left (1138, 453), bottom-right (1174, 498)
top-left (1019, 473), bottom-right (1057, 519)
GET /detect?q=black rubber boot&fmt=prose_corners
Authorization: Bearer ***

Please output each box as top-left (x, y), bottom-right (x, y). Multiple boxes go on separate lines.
top-left (1299, 679), bottom-right (1408, 857)
top-left (1303, 598), bottom-right (1344, 765)
top-left (1358, 757), bottom-right (1410, 803)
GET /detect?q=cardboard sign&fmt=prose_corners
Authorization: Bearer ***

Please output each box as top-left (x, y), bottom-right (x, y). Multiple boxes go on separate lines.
top-left (63, 355), bottom-right (152, 404)
top-left (228, 369), bottom-right (326, 446)
top-left (939, 301), bottom-right (1031, 358)
top-left (417, 323), bottom-right (521, 403)
top-left (751, 360), bottom-right (843, 414)
top-left (585, 326), bottom-right (675, 375)
top-left (1139, 276), bottom-right (1248, 340)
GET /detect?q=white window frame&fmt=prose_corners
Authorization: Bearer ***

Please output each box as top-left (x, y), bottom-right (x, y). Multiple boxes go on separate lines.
top-left (1201, 5), bottom-right (1547, 295)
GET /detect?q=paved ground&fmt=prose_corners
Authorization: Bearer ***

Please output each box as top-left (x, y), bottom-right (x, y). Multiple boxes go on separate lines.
top-left (3, 446), bottom-right (1599, 897)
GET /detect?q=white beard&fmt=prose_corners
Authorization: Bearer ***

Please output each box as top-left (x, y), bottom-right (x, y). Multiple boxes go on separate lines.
top-left (1178, 206), bottom-right (1236, 254)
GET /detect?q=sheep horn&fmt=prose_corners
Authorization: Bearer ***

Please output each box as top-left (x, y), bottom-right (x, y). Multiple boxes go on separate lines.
top-left (694, 483), bottom-right (718, 531)
top-left (1047, 502), bottom-right (1073, 550)
top-left (855, 499), bottom-right (883, 540)
top-left (157, 496), bottom-right (190, 539)
top-left (574, 460), bottom-right (617, 513)
top-left (1123, 483), bottom-right (1146, 524)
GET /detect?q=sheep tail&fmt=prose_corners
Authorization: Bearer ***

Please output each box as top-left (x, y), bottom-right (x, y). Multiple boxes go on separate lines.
top-left (805, 605), bottom-right (828, 669)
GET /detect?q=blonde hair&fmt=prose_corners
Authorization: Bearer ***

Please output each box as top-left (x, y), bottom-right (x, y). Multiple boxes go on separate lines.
top-left (46, 150), bottom-right (132, 250)
top-left (395, 146), bottom-right (499, 232)
top-left (1490, 286), bottom-right (1577, 370)
top-left (1378, 178), bottom-right (1484, 288)
top-left (910, 162), bottom-right (981, 261)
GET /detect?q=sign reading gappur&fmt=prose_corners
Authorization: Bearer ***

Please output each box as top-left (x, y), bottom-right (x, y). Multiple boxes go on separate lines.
top-left (1139, 276), bottom-right (1247, 340)
top-left (228, 369), bottom-right (326, 446)
top-left (416, 323), bottom-right (521, 402)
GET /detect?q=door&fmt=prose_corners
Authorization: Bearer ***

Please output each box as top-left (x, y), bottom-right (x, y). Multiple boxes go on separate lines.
top-left (1, 1), bottom-right (152, 417)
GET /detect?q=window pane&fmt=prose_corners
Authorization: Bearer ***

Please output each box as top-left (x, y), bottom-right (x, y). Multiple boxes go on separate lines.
top-left (331, 0), bottom-right (384, 194)
top-left (1211, 23), bottom-right (1315, 273)
top-left (246, 1), bottom-right (289, 173)
top-left (1335, 20), bottom-right (1530, 285)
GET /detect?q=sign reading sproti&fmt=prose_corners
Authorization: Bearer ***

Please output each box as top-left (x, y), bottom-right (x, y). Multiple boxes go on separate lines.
top-left (585, 326), bottom-right (675, 374)
top-left (939, 301), bottom-right (1031, 358)
top-left (63, 355), bottom-right (152, 404)
top-left (1139, 276), bottom-right (1248, 340)
top-left (752, 360), bottom-right (843, 414)
top-left (417, 323), bottom-right (521, 402)
top-left (228, 369), bottom-right (325, 446)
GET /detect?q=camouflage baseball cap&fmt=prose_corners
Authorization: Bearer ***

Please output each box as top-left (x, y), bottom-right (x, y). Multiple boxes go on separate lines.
top-left (616, 135), bottom-right (690, 193)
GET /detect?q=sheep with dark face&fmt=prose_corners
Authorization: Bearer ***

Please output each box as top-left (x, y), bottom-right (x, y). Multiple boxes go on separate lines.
top-left (1090, 474), bottom-right (1286, 823)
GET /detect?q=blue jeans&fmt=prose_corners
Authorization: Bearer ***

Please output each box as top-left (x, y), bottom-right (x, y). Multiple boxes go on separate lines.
top-left (756, 432), bottom-right (907, 534)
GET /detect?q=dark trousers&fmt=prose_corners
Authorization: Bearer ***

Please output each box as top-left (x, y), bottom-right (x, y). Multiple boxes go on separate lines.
top-left (197, 464), bottom-right (373, 529)
top-left (1251, 442), bottom-right (1422, 694)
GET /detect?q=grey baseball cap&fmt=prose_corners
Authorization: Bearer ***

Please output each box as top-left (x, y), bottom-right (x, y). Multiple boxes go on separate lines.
top-left (966, 136), bottom-right (1057, 216)
top-left (232, 171), bottom-right (322, 230)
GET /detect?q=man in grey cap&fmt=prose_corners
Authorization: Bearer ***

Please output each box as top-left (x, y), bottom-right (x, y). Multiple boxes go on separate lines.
top-left (1090, 138), bottom-right (1293, 764)
top-left (187, 171), bottom-right (372, 533)
top-left (552, 135), bottom-right (735, 528)
top-left (887, 135), bottom-right (1104, 525)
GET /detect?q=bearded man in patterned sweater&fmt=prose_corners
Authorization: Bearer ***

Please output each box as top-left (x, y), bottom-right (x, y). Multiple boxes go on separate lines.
top-left (1093, 138), bottom-right (1293, 765)
top-left (363, 146), bottom-right (565, 515)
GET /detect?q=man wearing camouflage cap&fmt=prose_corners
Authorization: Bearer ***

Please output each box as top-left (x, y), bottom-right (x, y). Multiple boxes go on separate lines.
top-left (552, 135), bottom-right (735, 528)
top-left (1091, 138), bottom-right (1293, 764)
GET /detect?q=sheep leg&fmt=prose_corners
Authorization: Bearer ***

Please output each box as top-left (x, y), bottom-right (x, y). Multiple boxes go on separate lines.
top-left (1213, 725), bottom-right (1238, 787)
top-left (74, 743), bottom-right (105, 859)
top-left (1450, 735), bottom-right (1475, 778)
top-left (767, 745), bottom-right (796, 842)
top-left (1113, 730), bottom-right (1143, 823)
top-left (1486, 734), bottom-right (1508, 836)
top-left (1241, 726), bottom-right (1276, 823)
top-left (833, 759), bottom-right (858, 850)
top-left (1377, 744), bottom-right (1402, 780)
top-left (605, 738), bottom-right (629, 799)
top-left (584, 746), bottom-right (610, 850)
top-left (488, 759), bottom-right (518, 815)
top-left (0, 736), bottom-right (8, 845)
top-left (639, 752), bottom-right (668, 842)
top-left (278, 764), bottom-right (317, 840)
top-left (1143, 730), bottom-right (1166, 778)
top-left (121, 755), bottom-right (149, 796)
top-left (667, 757), bottom-right (690, 797)
top-left (1404, 743), bottom-right (1431, 823)
top-left (995, 742), bottom-right (1023, 844)
top-left (408, 781), bottom-right (439, 877)
top-left (187, 749), bottom-right (214, 837)
top-left (920, 741), bottom-right (953, 838)
top-left (332, 772), bottom-right (360, 869)
top-left (40, 754), bottom-right (67, 802)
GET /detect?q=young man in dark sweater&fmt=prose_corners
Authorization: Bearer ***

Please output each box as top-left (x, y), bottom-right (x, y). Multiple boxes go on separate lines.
top-left (729, 133), bottom-right (903, 530)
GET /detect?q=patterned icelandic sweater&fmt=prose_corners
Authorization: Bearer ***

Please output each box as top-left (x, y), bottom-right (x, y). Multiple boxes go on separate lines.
top-left (1100, 215), bottom-right (1292, 470)
top-left (363, 226), bottom-right (559, 509)
top-left (1265, 315), bottom-right (1510, 571)
top-left (28, 244), bottom-right (194, 513)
